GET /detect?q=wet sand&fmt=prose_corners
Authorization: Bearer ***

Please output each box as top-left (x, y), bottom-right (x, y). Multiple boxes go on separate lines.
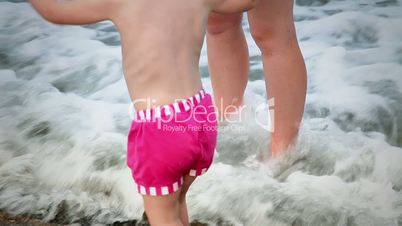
top-left (0, 211), bottom-right (60, 226)
top-left (0, 210), bottom-right (208, 226)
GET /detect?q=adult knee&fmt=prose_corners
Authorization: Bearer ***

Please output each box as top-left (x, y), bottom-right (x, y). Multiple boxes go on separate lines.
top-left (207, 13), bottom-right (242, 36)
top-left (250, 23), bottom-right (299, 53)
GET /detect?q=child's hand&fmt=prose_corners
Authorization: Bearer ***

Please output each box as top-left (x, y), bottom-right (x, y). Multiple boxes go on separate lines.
top-left (29, 0), bottom-right (121, 25)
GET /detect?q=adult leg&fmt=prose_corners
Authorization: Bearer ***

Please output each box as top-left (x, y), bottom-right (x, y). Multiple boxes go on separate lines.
top-left (248, 0), bottom-right (307, 156)
top-left (206, 13), bottom-right (249, 118)
top-left (142, 191), bottom-right (183, 226)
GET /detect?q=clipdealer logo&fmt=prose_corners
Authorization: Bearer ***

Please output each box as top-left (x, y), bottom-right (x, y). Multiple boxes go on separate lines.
top-left (127, 97), bottom-right (275, 132)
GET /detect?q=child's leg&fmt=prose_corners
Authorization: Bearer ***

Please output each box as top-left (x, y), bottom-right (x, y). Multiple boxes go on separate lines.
top-left (206, 13), bottom-right (249, 117)
top-left (142, 176), bottom-right (197, 226)
top-left (178, 175), bottom-right (197, 226)
top-left (247, 0), bottom-right (307, 156)
top-left (142, 191), bottom-right (183, 226)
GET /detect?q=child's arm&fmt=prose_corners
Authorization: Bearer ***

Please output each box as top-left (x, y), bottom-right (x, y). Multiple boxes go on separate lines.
top-left (29, 0), bottom-right (120, 25)
top-left (209, 0), bottom-right (258, 14)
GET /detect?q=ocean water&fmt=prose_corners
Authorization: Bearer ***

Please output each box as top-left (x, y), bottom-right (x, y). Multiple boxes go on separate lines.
top-left (1, 0), bottom-right (402, 225)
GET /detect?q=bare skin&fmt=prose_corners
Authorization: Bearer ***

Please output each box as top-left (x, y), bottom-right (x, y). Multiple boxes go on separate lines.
top-left (29, 0), bottom-right (256, 109)
top-left (29, 0), bottom-right (257, 225)
top-left (143, 175), bottom-right (197, 226)
top-left (207, 0), bottom-right (307, 157)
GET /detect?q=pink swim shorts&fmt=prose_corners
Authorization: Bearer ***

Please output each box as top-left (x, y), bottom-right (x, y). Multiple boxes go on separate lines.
top-left (126, 89), bottom-right (217, 196)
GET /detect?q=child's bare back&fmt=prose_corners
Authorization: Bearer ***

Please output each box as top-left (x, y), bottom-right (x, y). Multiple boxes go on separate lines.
top-left (114, 0), bottom-right (208, 107)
